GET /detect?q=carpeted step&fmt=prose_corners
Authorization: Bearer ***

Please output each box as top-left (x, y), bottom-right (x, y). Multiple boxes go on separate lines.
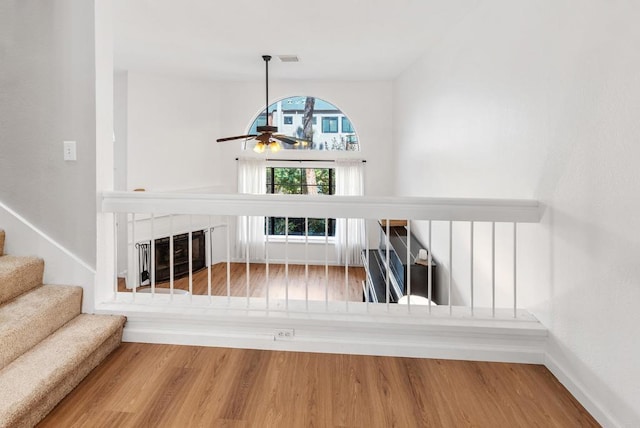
top-left (0, 285), bottom-right (83, 370)
top-left (0, 255), bottom-right (44, 305)
top-left (0, 229), bottom-right (4, 256)
top-left (0, 313), bottom-right (126, 428)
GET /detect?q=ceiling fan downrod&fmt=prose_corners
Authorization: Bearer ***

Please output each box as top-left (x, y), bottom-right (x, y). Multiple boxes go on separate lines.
top-left (258, 55), bottom-right (277, 134)
top-left (262, 55), bottom-right (271, 120)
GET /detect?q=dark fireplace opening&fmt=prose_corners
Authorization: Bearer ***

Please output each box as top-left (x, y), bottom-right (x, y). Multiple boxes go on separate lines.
top-left (138, 230), bottom-right (206, 285)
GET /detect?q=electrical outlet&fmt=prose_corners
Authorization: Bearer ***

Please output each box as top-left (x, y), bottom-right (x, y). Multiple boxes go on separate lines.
top-left (274, 328), bottom-right (295, 340)
top-left (63, 141), bottom-right (77, 161)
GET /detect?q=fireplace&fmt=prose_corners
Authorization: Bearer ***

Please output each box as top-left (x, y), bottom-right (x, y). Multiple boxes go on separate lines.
top-left (138, 230), bottom-right (206, 284)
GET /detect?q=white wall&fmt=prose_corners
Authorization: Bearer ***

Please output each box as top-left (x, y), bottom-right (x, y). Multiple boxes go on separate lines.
top-left (0, 1), bottom-right (97, 266)
top-left (114, 72), bottom-right (128, 191)
top-left (122, 72), bottom-right (223, 192)
top-left (393, 0), bottom-right (640, 426)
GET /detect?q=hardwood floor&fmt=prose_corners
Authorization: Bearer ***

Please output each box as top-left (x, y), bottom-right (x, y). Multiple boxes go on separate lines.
top-left (103, 265), bottom-right (598, 426)
top-left (120, 262), bottom-right (366, 302)
top-left (38, 343), bottom-right (598, 427)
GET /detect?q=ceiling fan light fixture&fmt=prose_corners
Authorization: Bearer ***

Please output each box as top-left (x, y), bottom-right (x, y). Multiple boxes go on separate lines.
top-left (253, 142), bottom-right (266, 153)
top-left (268, 140), bottom-right (282, 153)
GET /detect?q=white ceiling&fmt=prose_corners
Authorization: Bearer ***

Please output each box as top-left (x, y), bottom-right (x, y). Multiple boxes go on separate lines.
top-left (113, 0), bottom-right (478, 81)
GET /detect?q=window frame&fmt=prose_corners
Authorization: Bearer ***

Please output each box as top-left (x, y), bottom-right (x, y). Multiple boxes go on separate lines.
top-left (266, 166), bottom-right (336, 238)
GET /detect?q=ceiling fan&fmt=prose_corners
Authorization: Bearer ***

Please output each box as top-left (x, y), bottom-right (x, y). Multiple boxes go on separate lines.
top-left (216, 55), bottom-right (309, 153)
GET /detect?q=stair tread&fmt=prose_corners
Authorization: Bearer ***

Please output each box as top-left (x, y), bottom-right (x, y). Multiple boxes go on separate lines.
top-left (0, 255), bottom-right (44, 305)
top-left (0, 314), bottom-right (126, 422)
top-left (0, 254), bottom-right (42, 273)
top-left (0, 285), bottom-right (83, 370)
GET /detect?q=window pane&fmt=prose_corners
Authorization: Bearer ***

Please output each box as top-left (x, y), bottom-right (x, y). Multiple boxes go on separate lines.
top-left (342, 117), bottom-right (353, 133)
top-left (274, 168), bottom-right (302, 188)
top-left (322, 117), bottom-right (338, 133)
top-left (269, 217), bottom-right (286, 235)
top-left (275, 184), bottom-right (300, 194)
top-left (315, 168), bottom-right (328, 184)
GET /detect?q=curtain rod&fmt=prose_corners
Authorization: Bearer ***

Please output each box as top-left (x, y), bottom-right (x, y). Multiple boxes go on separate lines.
top-left (235, 158), bottom-right (366, 163)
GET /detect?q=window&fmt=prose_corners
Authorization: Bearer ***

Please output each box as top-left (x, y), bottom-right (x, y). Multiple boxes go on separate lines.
top-left (322, 117), bottom-right (339, 133)
top-left (342, 117), bottom-right (353, 133)
top-left (245, 96), bottom-right (359, 151)
top-left (266, 167), bottom-right (335, 236)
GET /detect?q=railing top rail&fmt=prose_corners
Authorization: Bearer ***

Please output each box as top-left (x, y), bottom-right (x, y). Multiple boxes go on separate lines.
top-left (101, 191), bottom-right (542, 223)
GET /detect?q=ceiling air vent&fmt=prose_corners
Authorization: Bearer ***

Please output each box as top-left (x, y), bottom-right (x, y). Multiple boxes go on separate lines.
top-left (278, 55), bottom-right (299, 63)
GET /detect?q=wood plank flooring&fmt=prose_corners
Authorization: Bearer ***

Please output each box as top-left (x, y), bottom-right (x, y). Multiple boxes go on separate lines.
top-left (38, 343), bottom-right (599, 427)
top-left (120, 262), bottom-right (366, 302)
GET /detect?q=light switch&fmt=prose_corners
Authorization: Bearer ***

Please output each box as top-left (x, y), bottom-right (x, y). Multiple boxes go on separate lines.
top-left (63, 141), bottom-right (77, 161)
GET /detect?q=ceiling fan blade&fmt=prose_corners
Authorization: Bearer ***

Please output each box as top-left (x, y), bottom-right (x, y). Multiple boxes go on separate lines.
top-left (273, 135), bottom-right (312, 146)
top-left (216, 134), bottom-right (257, 142)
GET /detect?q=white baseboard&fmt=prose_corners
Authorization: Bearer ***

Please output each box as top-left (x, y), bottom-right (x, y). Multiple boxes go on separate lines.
top-left (97, 304), bottom-right (547, 364)
top-left (545, 351), bottom-right (622, 428)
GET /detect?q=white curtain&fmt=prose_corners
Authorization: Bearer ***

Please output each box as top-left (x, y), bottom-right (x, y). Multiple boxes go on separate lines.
top-left (236, 158), bottom-right (266, 260)
top-left (334, 160), bottom-right (365, 265)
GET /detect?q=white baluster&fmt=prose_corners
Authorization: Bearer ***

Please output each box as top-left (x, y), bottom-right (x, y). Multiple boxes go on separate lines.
top-left (113, 214), bottom-right (118, 296)
top-left (169, 214), bottom-right (174, 300)
top-left (385, 219), bottom-right (390, 310)
top-left (428, 220), bottom-right (432, 315)
top-left (131, 213), bottom-right (136, 301)
top-left (345, 218), bottom-right (349, 312)
top-left (365, 221), bottom-right (370, 310)
top-left (207, 218), bottom-right (212, 302)
top-left (325, 217), bottom-right (329, 311)
top-left (407, 220), bottom-right (411, 313)
top-left (492, 221), bottom-right (496, 318)
top-left (226, 216), bottom-right (231, 304)
top-left (470, 221), bottom-right (474, 317)
top-left (305, 218), bottom-right (309, 311)
top-left (449, 221), bottom-right (452, 316)
top-left (188, 215), bottom-right (193, 301)
top-left (285, 217), bottom-right (289, 312)
top-left (245, 216), bottom-right (250, 308)
top-left (513, 222), bottom-right (517, 319)
top-left (150, 214), bottom-right (155, 297)
top-left (265, 219), bottom-right (270, 310)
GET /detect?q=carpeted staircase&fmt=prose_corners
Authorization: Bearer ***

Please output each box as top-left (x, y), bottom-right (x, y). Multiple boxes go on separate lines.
top-left (0, 229), bottom-right (126, 427)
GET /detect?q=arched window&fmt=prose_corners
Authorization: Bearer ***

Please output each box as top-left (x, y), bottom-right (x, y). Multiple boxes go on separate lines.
top-left (245, 96), bottom-right (359, 152)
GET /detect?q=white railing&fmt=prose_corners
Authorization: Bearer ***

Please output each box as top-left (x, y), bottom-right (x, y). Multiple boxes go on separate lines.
top-left (100, 191), bottom-right (542, 320)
